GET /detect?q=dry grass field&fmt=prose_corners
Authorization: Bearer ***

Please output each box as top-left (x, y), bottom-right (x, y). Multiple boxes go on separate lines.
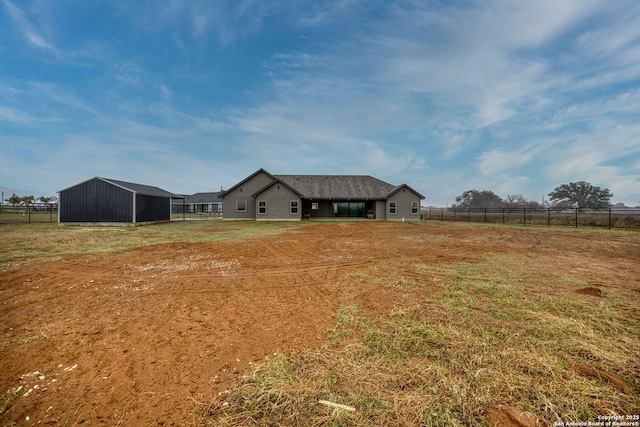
top-left (1, 220), bottom-right (639, 426)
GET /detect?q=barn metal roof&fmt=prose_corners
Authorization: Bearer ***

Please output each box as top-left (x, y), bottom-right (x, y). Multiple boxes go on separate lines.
top-left (97, 178), bottom-right (184, 198)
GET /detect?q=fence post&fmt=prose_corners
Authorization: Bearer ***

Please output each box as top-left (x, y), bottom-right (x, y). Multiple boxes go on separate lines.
top-left (575, 209), bottom-right (578, 228)
top-left (502, 208), bottom-right (505, 224)
top-left (468, 209), bottom-right (471, 222)
top-left (523, 208), bottom-right (526, 226)
top-left (28, 205), bottom-right (31, 224)
top-left (608, 208), bottom-right (612, 229)
top-left (484, 208), bottom-right (487, 223)
top-left (547, 208), bottom-right (550, 227)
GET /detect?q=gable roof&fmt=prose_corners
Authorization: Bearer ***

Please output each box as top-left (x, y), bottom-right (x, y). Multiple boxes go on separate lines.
top-left (60, 177), bottom-right (183, 199)
top-left (275, 175), bottom-right (397, 199)
top-left (219, 168), bottom-right (275, 197)
top-left (101, 178), bottom-right (183, 198)
top-left (221, 169), bottom-right (425, 201)
top-left (252, 178), bottom-right (304, 199)
top-left (185, 192), bottom-right (223, 204)
top-left (385, 184), bottom-right (426, 200)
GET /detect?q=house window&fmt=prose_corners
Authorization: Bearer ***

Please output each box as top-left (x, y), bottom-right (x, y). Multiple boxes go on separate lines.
top-left (311, 202), bottom-right (318, 210)
top-left (236, 200), bottom-right (247, 212)
top-left (290, 200), bottom-right (299, 214)
top-left (389, 202), bottom-right (397, 215)
top-left (258, 200), bottom-right (267, 215)
top-left (411, 201), bottom-right (419, 214)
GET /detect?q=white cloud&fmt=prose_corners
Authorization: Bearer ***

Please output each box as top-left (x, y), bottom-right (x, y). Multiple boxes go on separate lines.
top-left (0, 106), bottom-right (36, 124)
top-left (355, 1), bottom-right (603, 130)
top-left (2, 0), bottom-right (57, 53)
top-left (478, 149), bottom-right (536, 176)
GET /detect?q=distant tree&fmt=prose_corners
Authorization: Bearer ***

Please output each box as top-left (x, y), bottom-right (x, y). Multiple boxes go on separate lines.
top-left (21, 195), bottom-right (35, 206)
top-left (454, 189), bottom-right (504, 209)
top-left (39, 196), bottom-right (54, 204)
top-left (7, 194), bottom-right (21, 208)
top-left (524, 200), bottom-right (545, 209)
top-left (548, 181), bottom-right (613, 209)
top-left (504, 194), bottom-right (527, 208)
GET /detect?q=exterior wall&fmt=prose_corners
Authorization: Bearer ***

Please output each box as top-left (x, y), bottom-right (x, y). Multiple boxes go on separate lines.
top-left (136, 194), bottom-right (170, 223)
top-left (301, 200), bottom-right (333, 218)
top-left (256, 185), bottom-right (301, 220)
top-left (222, 171), bottom-right (274, 220)
top-left (375, 200), bottom-right (386, 220)
top-left (386, 188), bottom-right (422, 221)
top-left (59, 178), bottom-right (133, 223)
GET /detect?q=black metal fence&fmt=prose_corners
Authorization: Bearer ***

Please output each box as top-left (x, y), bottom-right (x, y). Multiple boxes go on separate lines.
top-left (0, 204), bottom-right (224, 224)
top-left (425, 207), bottom-right (640, 229)
top-left (0, 204), bottom-right (59, 224)
top-left (171, 203), bottom-right (222, 220)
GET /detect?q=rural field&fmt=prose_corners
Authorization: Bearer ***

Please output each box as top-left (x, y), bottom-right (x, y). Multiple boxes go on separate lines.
top-left (1, 220), bottom-right (638, 426)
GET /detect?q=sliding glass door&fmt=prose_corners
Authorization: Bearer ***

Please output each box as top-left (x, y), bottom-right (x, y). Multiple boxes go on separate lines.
top-left (333, 201), bottom-right (366, 217)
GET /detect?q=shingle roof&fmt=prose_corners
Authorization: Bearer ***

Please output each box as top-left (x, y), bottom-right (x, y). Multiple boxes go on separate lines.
top-left (185, 192), bottom-right (223, 204)
top-left (274, 175), bottom-right (397, 199)
top-left (100, 178), bottom-right (183, 198)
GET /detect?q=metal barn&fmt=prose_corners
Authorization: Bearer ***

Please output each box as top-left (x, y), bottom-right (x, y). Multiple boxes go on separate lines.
top-left (58, 177), bottom-right (183, 225)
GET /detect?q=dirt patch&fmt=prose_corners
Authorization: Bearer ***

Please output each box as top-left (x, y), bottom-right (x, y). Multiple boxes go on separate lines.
top-left (576, 287), bottom-right (603, 297)
top-left (573, 361), bottom-right (631, 391)
top-left (1, 222), bottom-right (639, 425)
top-left (483, 405), bottom-right (543, 427)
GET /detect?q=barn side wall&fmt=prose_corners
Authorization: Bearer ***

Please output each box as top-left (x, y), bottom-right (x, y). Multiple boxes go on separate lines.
top-left (59, 178), bottom-right (133, 223)
top-left (136, 194), bottom-right (170, 223)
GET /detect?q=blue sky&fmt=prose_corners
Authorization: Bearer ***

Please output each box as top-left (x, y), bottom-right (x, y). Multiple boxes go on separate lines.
top-left (1, 0), bottom-right (639, 207)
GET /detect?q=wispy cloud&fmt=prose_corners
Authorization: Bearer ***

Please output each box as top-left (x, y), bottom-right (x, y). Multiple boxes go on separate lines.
top-left (111, 1), bottom-right (270, 45)
top-left (2, 0), bottom-right (57, 53)
top-left (0, 106), bottom-right (37, 125)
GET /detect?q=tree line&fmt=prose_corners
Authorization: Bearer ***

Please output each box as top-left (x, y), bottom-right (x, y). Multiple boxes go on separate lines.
top-left (452, 181), bottom-right (614, 210)
top-left (3, 194), bottom-right (57, 207)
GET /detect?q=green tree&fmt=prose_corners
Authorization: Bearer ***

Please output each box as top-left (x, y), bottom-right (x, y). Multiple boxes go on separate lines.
top-left (21, 195), bottom-right (35, 206)
top-left (548, 181), bottom-right (613, 209)
top-left (7, 193), bottom-right (21, 208)
top-left (453, 189), bottom-right (504, 208)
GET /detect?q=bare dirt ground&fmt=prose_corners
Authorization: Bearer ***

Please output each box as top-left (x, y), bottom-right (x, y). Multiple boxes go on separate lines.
top-left (1, 222), bottom-right (639, 425)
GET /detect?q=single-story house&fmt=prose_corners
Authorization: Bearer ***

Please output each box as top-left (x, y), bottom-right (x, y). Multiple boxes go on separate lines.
top-left (58, 177), bottom-right (184, 225)
top-left (171, 192), bottom-right (223, 216)
top-left (185, 192), bottom-right (223, 214)
top-left (221, 168), bottom-right (425, 221)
